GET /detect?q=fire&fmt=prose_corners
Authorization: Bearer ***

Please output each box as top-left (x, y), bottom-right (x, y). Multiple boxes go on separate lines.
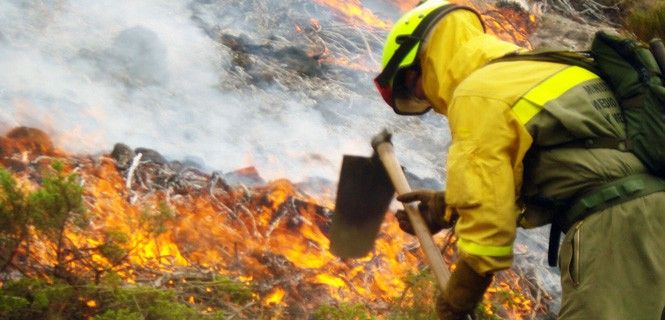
top-left (313, 0), bottom-right (536, 46)
top-left (265, 287), bottom-right (286, 305)
top-left (395, 0), bottom-right (420, 12)
top-left (309, 0), bottom-right (536, 73)
top-left (0, 128), bottom-right (433, 314)
top-left (485, 280), bottom-right (534, 319)
top-left (1, 135), bottom-right (551, 315)
top-left (72, 157), bottom-right (421, 302)
top-left (313, 0), bottom-right (392, 29)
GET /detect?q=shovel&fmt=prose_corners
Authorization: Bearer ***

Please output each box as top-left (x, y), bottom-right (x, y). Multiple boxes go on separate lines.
top-left (330, 129), bottom-right (451, 291)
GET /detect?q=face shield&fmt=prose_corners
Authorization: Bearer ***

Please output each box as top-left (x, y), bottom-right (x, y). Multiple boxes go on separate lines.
top-left (375, 66), bottom-right (432, 115)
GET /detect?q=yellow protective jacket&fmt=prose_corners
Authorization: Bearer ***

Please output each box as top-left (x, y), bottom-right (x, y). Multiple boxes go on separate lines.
top-left (418, 10), bottom-right (639, 274)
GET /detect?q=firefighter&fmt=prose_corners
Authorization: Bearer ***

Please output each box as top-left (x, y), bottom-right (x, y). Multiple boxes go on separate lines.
top-left (374, 1), bottom-right (665, 319)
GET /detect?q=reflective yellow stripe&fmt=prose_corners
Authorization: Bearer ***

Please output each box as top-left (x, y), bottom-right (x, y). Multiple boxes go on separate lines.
top-left (512, 66), bottom-right (599, 125)
top-left (457, 238), bottom-right (513, 257)
top-left (512, 98), bottom-right (540, 125)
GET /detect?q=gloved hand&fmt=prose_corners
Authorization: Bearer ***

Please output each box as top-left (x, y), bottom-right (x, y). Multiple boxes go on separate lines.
top-left (395, 189), bottom-right (456, 235)
top-left (436, 258), bottom-right (494, 320)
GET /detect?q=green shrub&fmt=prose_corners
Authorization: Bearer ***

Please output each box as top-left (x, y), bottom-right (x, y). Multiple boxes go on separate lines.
top-left (0, 278), bottom-right (78, 320)
top-left (139, 200), bottom-right (176, 236)
top-left (93, 308), bottom-right (143, 320)
top-left (98, 229), bottom-right (130, 265)
top-left (387, 269), bottom-right (437, 320)
top-left (312, 303), bottom-right (375, 320)
top-left (29, 161), bottom-right (87, 238)
top-left (0, 294), bottom-right (30, 320)
top-left (0, 277), bottom-right (234, 320)
top-left (0, 167), bottom-right (29, 269)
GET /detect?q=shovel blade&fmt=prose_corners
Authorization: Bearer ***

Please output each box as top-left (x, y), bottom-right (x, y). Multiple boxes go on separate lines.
top-left (330, 154), bottom-right (395, 258)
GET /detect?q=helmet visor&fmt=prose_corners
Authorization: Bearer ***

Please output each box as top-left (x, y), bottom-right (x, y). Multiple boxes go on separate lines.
top-left (374, 77), bottom-right (395, 108)
top-left (374, 68), bottom-right (431, 116)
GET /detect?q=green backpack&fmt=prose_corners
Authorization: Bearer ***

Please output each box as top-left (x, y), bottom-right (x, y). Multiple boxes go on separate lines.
top-left (497, 31), bottom-right (665, 177)
top-left (497, 32), bottom-right (665, 266)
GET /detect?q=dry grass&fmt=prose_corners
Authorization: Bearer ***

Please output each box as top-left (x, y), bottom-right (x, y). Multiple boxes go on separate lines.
top-left (623, 0), bottom-right (665, 41)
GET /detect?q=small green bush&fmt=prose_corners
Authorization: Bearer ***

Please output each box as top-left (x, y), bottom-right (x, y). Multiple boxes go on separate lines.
top-left (0, 167), bottom-right (30, 269)
top-left (0, 278), bottom-right (78, 320)
top-left (0, 294), bottom-right (30, 319)
top-left (387, 269), bottom-right (437, 320)
top-left (1, 161), bottom-right (132, 281)
top-left (312, 303), bottom-right (375, 320)
top-left (0, 277), bottom-right (235, 320)
top-left (93, 308), bottom-right (143, 320)
top-left (98, 229), bottom-right (130, 265)
top-left (29, 161), bottom-right (87, 238)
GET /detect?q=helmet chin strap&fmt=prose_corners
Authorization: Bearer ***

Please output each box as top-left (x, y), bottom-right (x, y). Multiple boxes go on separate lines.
top-left (392, 97), bottom-right (432, 116)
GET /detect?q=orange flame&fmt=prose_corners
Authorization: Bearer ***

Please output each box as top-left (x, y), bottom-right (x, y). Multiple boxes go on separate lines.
top-left (0, 123), bottom-right (549, 317)
top-left (313, 0), bottom-right (392, 29)
top-left (24, 158), bottom-right (421, 305)
top-left (264, 287), bottom-right (286, 305)
top-left (312, 0), bottom-right (535, 72)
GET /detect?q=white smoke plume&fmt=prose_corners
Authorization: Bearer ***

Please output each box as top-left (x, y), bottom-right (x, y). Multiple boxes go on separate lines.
top-left (0, 0), bottom-right (449, 183)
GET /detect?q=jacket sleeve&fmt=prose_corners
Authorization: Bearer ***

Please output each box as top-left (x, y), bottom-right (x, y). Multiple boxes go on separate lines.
top-left (445, 94), bottom-right (532, 275)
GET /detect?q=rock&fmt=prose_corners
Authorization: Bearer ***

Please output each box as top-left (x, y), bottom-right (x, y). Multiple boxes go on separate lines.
top-left (134, 147), bottom-right (168, 165)
top-left (296, 176), bottom-right (334, 196)
top-left (0, 136), bottom-right (23, 170)
top-left (169, 156), bottom-right (205, 172)
top-left (100, 26), bottom-right (169, 87)
top-left (181, 156), bottom-right (205, 170)
top-left (0, 136), bottom-right (18, 158)
top-left (223, 166), bottom-right (266, 187)
top-left (529, 9), bottom-right (619, 51)
top-left (110, 143), bottom-right (135, 169)
top-left (4, 127), bottom-right (54, 156)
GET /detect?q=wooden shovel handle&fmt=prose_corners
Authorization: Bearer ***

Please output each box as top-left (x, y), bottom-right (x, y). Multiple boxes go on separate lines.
top-left (374, 141), bottom-right (451, 291)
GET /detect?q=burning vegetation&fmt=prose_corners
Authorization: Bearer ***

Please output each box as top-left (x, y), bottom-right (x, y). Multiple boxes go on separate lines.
top-left (0, 124), bottom-right (552, 320)
top-left (0, 1), bottom-right (573, 319)
top-left (220, 0), bottom-right (537, 92)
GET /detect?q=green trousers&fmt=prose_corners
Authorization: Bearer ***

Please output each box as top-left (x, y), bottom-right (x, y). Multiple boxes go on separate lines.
top-left (558, 191), bottom-right (665, 320)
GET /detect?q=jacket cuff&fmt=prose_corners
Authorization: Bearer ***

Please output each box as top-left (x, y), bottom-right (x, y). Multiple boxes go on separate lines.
top-left (459, 248), bottom-right (513, 275)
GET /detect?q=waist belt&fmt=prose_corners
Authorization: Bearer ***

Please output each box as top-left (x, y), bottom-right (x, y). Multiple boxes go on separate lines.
top-left (561, 173), bottom-right (665, 232)
top-left (547, 173), bottom-right (665, 266)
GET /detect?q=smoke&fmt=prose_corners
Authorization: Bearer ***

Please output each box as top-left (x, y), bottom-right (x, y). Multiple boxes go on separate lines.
top-left (0, 0), bottom-right (449, 183)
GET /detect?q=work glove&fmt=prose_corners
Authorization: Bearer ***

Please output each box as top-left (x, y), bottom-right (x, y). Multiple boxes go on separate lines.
top-left (436, 258), bottom-right (494, 320)
top-left (395, 189), bottom-right (456, 235)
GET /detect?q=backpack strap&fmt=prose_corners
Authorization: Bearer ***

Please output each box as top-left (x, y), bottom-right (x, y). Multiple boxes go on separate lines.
top-left (540, 137), bottom-right (632, 152)
top-left (493, 51), bottom-right (630, 154)
top-left (491, 50), bottom-right (602, 76)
